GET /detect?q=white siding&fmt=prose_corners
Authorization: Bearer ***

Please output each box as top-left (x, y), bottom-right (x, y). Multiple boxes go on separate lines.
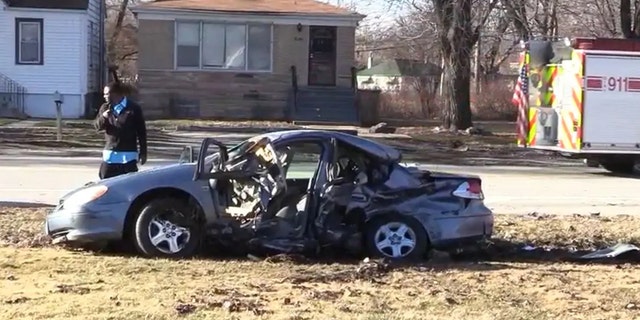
top-left (0, 7), bottom-right (90, 118)
top-left (0, 9), bottom-right (87, 95)
top-left (582, 54), bottom-right (640, 150)
top-left (357, 75), bottom-right (404, 91)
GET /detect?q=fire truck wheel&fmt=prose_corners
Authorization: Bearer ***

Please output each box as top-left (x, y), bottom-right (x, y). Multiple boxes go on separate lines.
top-left (601, 161), bottom-right (635, 175)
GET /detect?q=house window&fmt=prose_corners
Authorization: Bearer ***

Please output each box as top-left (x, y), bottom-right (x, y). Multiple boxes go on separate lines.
top-left (175, 21), bottom-right (272, 72)
top-left (15, 18), bottom-right (43, 65)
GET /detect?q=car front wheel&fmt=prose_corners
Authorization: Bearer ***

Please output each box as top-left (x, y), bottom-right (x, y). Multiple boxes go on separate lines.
top-left (132, 197), bottom-right (202, 258)
top-left (365, 215), bottom-right (429, 262)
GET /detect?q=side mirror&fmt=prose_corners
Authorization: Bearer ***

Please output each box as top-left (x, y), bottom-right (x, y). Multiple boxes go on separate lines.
top-left (179, 146), bottom-right (195, 163)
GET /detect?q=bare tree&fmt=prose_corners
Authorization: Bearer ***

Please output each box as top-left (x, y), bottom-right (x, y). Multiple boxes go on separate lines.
top-left (588, 0), bottom-right (620, 36)
top-left (620, 0), bottom-right (640, 38)
top-left (478, 8), bottom-right (518, 78)
top-left (105, 0), bottom-right (138, 79)
top-left (429, 0), bottom-right (498, 130)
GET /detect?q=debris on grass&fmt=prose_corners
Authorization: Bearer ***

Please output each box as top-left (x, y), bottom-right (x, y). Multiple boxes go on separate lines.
top-left (282, 257), bottom-right (393, 284)
top-left (51, 284), bottom-right (91, 295)
top-left (368, 122), bottom-right (396, 134)
top-left (264, 253), bottom-right (309, 264)
top-left (4, 297), bottom-right (29, 304)
top-left (175, 303), bottom-right (197, 315)
top-left (4, 205), bottom-right (640, 319)
top-left (182, 287), bottom-right (268, 316)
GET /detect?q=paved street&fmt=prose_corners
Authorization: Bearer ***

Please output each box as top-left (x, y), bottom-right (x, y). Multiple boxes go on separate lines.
top-left (1, 155), bottom-right (638, 216)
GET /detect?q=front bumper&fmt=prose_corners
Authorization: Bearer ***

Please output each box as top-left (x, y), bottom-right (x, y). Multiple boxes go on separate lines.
top-left (45, 201), bottom-right (130, 244)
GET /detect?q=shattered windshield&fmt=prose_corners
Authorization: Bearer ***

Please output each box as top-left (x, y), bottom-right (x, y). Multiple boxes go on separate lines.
top-left (204, 135), bottom-right (270, 168)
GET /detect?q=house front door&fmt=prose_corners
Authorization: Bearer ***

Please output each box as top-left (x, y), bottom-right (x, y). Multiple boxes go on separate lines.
top-left (308, 26), bottom-right (337, 86)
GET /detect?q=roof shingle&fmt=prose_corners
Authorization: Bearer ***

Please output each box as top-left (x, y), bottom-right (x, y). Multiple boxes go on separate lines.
top-left (5, 0), bottom-right (88, 10)
top-left (134, 0), bottom-right (358, 16)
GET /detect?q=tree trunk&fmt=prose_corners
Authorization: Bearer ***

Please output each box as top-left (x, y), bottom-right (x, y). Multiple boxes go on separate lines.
top-left (107, 0), bottom-right (130, 66)
top-left (435, 0), bottom-right (475, 131)
top-left (441, 49), bottom-right (472, 131)
top-left (620, 0), bottom-right (640, 38)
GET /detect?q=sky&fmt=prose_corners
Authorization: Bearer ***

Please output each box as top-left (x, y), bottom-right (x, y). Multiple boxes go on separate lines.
top-left (320, 0), bottom-right (409, 28)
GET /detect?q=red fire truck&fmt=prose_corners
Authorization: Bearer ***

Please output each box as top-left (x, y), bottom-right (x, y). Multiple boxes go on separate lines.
top-left (513, 37), bottom-right (640, 174)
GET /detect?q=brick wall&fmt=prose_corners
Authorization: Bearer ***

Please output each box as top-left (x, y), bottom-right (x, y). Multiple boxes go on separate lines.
top-left (136, 19), bottom-right (356, 120)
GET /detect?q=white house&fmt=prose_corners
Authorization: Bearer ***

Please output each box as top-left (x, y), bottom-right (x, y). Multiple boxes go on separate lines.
top-left (0, 0), bottom-right (105, 119)
top-left (357, 58), bottom-right (441, 92)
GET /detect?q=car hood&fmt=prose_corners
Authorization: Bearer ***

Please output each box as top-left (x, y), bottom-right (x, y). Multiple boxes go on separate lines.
top-left (59, 162), bottom-right (195, 201)
top-left (102, 162), bottom-right (196, 186)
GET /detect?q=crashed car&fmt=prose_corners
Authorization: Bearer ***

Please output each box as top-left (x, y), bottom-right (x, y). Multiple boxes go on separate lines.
top-left (45, 130), bottom-right (494, 261)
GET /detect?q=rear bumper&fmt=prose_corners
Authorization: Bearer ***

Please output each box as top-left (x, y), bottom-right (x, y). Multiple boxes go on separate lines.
top-left (45, 202), bottom-right (128, 244)
top-left (430, 204), bottom-right (494, 249)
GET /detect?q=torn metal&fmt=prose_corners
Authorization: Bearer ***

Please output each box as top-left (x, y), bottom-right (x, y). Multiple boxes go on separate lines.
top-left (580, 243), bottom-right (640, 260)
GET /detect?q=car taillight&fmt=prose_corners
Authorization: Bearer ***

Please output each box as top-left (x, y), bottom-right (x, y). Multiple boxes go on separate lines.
top-left (453, 179), bottom-right (484, 200)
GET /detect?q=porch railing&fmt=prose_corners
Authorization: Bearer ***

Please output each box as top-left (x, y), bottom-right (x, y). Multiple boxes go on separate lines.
top-left (0, 73), bottom-right (26, 114)
top-left (289, 65), bottom-right (298, 120)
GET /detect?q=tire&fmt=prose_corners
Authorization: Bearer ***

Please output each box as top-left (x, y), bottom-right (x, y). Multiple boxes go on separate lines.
top-left (601, 161), bottom-right (634, 175)
top-left (132, 197), bottom-right (202, 258)
top-left (365, 215), bottom-right (429, 262)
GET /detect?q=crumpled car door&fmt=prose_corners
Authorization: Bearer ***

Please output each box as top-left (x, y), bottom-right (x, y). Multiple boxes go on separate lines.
top-left (194, 137), bottom-right (287, 212)
top-left (240, 138), bottom-right (287, 210)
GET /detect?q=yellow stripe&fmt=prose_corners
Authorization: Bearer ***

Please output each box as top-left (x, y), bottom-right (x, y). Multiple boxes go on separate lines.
top-left (527, 108), bottom-right (537, 145)
top-left (571, 51), bottom-right (584, 149)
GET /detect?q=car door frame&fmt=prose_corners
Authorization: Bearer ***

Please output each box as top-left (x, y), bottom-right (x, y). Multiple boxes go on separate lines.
top-left (271, 136), bottom-right (335, 239)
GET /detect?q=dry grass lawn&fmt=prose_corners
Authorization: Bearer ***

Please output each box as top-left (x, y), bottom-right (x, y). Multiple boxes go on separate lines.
top-left (0, 119), bottom-right (576, 166)
top-left (3, 207), bottom-right (640, 320)
top-left (0, 118), bottom-right (19, 127)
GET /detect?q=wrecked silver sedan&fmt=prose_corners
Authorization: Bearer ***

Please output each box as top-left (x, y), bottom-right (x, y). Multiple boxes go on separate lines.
top-left (45, 130), bottom-right (493, 261)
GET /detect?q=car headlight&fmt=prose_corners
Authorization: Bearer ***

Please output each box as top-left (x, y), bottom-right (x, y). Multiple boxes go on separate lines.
top-left (63, 185), bottom-right (109, 208)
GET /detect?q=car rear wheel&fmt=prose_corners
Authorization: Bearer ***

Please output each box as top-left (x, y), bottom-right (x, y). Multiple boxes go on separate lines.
top-left (365, 215), bottom-right (428, 262)
top-left (132, 197), bottom-right (202, 258)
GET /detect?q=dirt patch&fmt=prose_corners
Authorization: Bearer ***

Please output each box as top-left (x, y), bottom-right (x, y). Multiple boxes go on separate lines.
top-left (485, 213), bottom-right (640, 263)
top-left (0, 126), bottom-right (208, 159)
top-left (0, 206), bottom-right (52, 248)
top-left (2, 206), bottom-right (640, 319)
top-left (389, 124), bottom-right (580, 166)
top-left (0, 120), bottom-right (580, 167)
top-left (0, 127), bottom-right (104, 149)
top-left (28, 119), bottom-right (299, 132)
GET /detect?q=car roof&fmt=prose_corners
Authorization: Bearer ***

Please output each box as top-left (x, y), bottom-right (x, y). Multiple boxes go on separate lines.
top-left (257, 129), bottom-right (402, 163)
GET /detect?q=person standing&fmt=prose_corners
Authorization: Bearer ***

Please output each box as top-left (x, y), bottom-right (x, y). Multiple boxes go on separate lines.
top-left (94, 81), bottom-right (148, 179)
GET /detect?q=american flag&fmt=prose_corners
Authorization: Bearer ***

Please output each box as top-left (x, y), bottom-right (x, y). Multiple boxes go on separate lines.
top-left (512, 53), bottom-right (529, 145)
top-left (512, 56), bottom-right (529, 108)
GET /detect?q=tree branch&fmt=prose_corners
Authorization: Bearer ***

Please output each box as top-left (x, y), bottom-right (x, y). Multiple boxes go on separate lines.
top-left (119, 50), bottom-right (138, 60)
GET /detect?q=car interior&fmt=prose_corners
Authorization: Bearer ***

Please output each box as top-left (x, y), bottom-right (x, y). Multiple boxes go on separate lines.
top-left (202, 136), bottom-right (394, 254)
top-left (251, 141), bottom-right (372, 245)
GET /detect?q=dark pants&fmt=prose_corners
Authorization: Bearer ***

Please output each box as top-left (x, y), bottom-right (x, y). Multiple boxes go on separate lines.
top-left (99, 160), bottom-right (138, 179)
